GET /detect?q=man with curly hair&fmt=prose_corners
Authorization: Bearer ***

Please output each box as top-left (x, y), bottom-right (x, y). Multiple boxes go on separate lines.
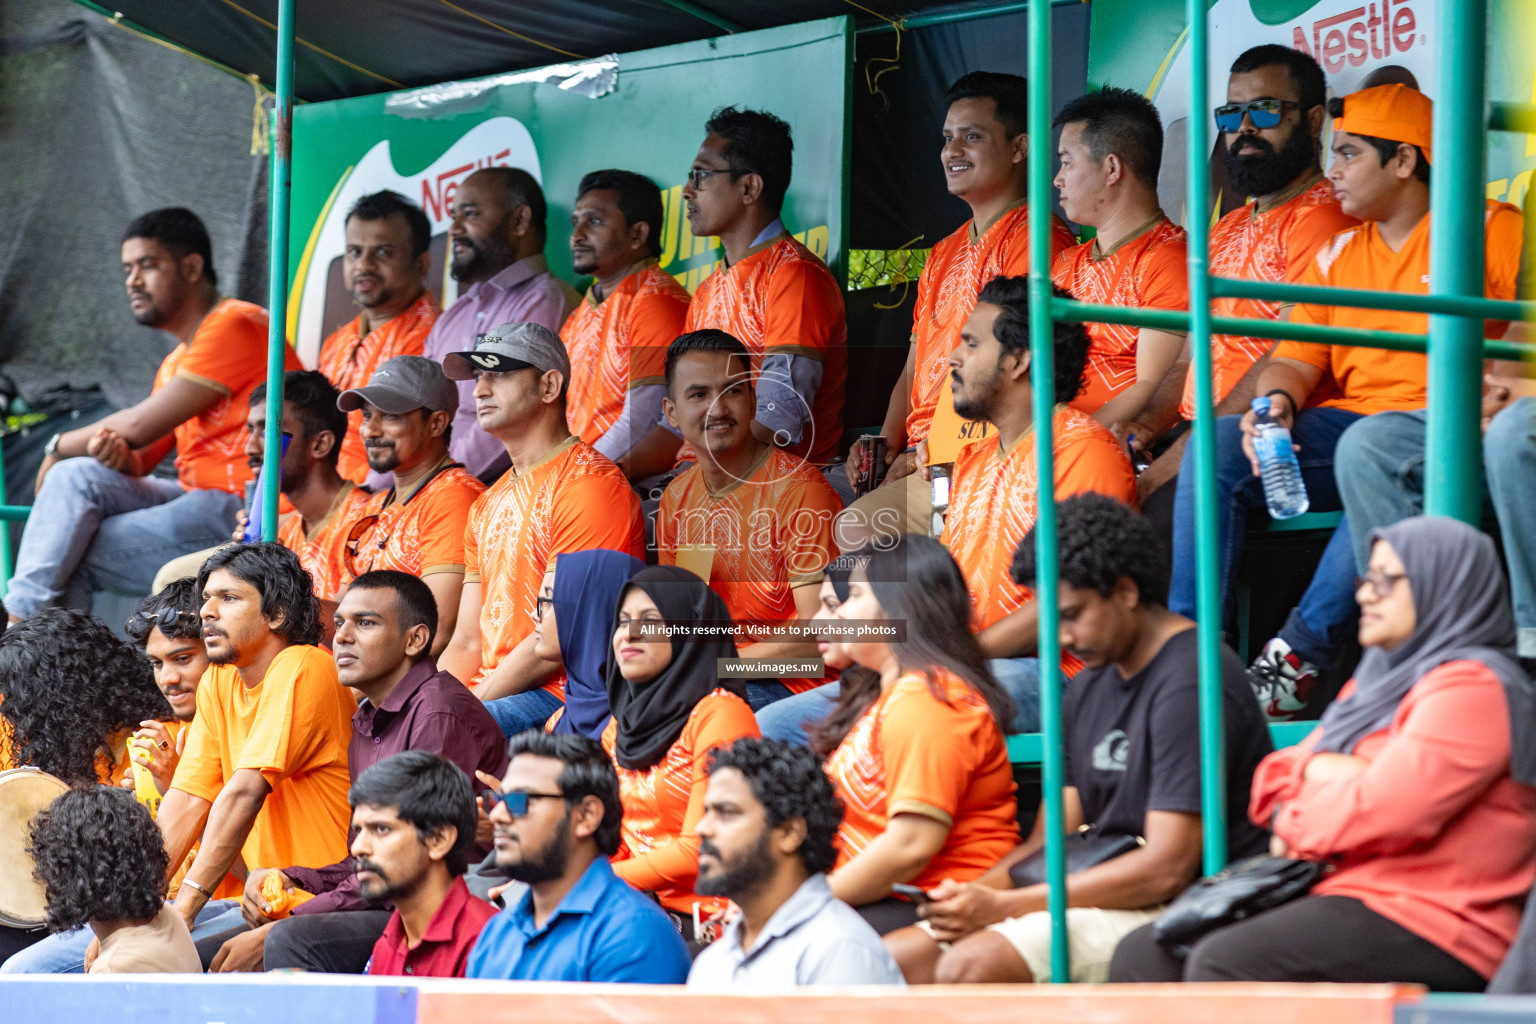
top-left (29, 786), bottom-right (200, 973)
top-left (688, 737), bottom-right (902, 989)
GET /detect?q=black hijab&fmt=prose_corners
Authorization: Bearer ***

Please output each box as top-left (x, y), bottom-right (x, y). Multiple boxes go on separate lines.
top-left (604, 565), bottom-right (746, 771)
top-left (1314, 516), bottom-right (1536, 785)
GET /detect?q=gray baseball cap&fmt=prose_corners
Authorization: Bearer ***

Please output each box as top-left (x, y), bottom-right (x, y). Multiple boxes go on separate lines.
top-left (337, 355), bottom-right (460, 416)
top-left (442, 321), bottom-right (571, 382)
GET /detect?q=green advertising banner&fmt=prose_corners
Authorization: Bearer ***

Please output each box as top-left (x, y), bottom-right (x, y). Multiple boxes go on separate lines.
top-left (287, 18), bottom-right (852, 364)
top-left (1085, 0), bottom-right (1535, 222)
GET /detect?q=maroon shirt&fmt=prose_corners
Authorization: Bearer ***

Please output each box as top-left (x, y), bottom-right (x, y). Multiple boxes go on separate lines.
top-left (283, 658), bottom-right (509, 914)
top-left (368, 876), bottom-right (497, 977)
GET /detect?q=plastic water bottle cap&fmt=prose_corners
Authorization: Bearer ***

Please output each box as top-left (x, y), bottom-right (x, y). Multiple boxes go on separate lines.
top-left (1251, 396), bottom-right (1270, 415)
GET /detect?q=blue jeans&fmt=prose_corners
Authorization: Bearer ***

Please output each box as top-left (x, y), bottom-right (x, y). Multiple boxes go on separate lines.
top-left (1336, 400), bottom-right (1536, 658)
top-left (483, 688), bottom-right (565, 738)
top-left (7, 458), bottom-right (241, 617)
top-left (0, 899), bottom-right (242, 974)
top-left (745, 681), bottom-right (794, 713)
top-left (989, 657), bottom-right (1042, 734)
top-left (757, 681), bottom-right (841, 746)
top-left (1170, 408), bottom-right (1363, 662)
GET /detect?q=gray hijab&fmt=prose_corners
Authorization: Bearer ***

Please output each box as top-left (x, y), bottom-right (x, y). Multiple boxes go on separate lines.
top-left (1313, 516), bottom-right (1536, 786)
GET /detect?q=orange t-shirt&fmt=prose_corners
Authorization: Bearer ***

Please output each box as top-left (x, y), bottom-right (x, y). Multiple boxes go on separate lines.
top-left (941, 405), bottom-right (1136, 676)
top-left (1184, 178), bottom-right (1359, 420)
top-left (561, 262), bottom-right (690, 447)
top-left (317, 292), bottom-right (440, 485)
top-left (1052, 216), bottom-right (1188, 415)
top-left (462, 438), bottom-right (645, 699)
top-left (154, 299), bottom-right (301, 494)
top-left (343, 460), bottom-right (485, 583)
top-left (1280, 201), bottom-right (1525, 415)
top-left (825, 669), bottom-right (1018, 890)
top-left (683, 233), bottom-right (847, 464)
top-left (656, 447), bottom-right (841, 694)
top-left (276, 482), bottom-right (374, 603)
top-left (909, 203), bottom-right (1077, 447)
top-left (170, 645), bottom-right (354, 872)
top-left (603, 689), bottom-right (760, 915)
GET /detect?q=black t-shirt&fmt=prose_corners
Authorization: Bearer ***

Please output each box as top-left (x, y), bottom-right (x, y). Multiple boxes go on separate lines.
top-left (1063, 627), bottom-right (1272, 861)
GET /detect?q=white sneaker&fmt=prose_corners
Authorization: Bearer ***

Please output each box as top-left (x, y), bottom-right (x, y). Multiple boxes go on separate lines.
top-left (1247, 637), bottom-right (1320, 722)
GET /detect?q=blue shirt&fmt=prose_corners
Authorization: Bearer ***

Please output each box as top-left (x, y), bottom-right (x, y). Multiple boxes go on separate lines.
top-left (465, 856), bottom-right (690, 983)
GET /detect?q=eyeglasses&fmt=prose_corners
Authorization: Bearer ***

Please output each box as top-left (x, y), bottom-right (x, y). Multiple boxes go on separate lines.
top-left (1214, 99), bottom-right (1301, 133)
top-left (480, 790), bottom-right (564, 818)
top-left (1356, 571), bottom-right (1408, 598)
top-left (127, 605), bottom-right (200, 637)
top-left (530, 595), bottom-right (555, 623)
top-left (685, 166), bottom-right (734, 189)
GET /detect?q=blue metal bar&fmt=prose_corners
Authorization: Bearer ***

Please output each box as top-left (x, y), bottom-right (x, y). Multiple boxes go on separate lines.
top-left (261, 0), bottom-right (295, 542)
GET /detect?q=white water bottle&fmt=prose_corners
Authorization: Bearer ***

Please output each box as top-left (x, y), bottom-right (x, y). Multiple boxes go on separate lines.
top-left (1251, 396), bottom-right (1309, 520)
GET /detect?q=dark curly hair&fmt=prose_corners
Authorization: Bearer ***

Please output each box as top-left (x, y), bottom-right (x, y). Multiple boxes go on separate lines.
top-left (0, 610), bottom-right (172, 784)
top-left (975, 277), bottom-right (1090, 405)
top-left (125, 577), bottom-right (203, 648)
top-left (1011, 492), bottom-right (1168, 604)
top-left (708, 737), bottom-right (842, 875)
top-left (197, 542), bottom-right (324, 648)
top-left (29, 786), bottom-right (169, 933)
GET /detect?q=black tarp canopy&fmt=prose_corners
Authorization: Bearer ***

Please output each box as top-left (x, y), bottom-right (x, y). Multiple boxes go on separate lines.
top-left (82, 0), bottom-right (1037, 102)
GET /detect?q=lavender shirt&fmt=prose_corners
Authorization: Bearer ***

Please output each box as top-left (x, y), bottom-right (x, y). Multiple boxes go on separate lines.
top-left (424, 254), bottom-right (580, 477)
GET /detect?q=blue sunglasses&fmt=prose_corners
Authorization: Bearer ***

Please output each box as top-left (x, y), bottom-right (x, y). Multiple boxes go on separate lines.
top-left (1214, 98), bottom-right (1301, 134)
top-left (480, 789), bottom-right (564, 817)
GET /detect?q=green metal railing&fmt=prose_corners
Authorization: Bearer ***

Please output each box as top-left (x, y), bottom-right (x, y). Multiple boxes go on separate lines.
top-left (260, 0), bottom-right (295, 544)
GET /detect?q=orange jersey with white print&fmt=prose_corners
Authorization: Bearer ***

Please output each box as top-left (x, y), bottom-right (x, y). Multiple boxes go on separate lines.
top-left (343, 462), bottom-right (485, 583)
top-left (683, 233), bottom-right (847, 464)
top-left (909, 204), bottom-right (1077, 445)
top-left (1052, 217), bottom-right (1188, 415)
top-left (276, 483), bottom-right (374, 603)
top-left (656, 447), bottom-right (840, 693)
top-left (462, 439), bottom-right (644, 699)
top-left (825, 669), bottom-right (1018, 890)
top-left (1184, 179), bottom-right (1358, 420)
top-left (317, 292), bottom-right (439, 485)
top-left (154, 299), bottom-right (300, 493)
top-left (941, 405), bottom-right (1135, 677)
top-left (561, 262), bottom-right (690, 447)
top-left (1281, 201), bottom-right (1524, 416)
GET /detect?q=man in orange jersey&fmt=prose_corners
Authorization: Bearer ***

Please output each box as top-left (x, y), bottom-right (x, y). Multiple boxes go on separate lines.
top-left (1137, 46), bottom-right (1357, 530)
top-left (561, 170), bottom-right (690, 482)
top-left (317, 191), bottom-right (439, 488)
top-left (437, 323), bottom-right (645, 736)
top-left (672, 107), bottom-right (847, 481)
top-left (656, 330), bottom-right (841, 711)
top-left (10, 208), bottom-right (300, 621)
top-left (155, 544), bottom-right (354, 936)
top-left (1051, 88), bottom-right (1188, 446)
top-left (1169, 85), bottom-right (1525, 719)
top-left (940, 277), bottom-right (1136, 731)
top-left (842, 72), bottom-right (1078, 543)
top-left (337, 355), bottom-right (485, 655)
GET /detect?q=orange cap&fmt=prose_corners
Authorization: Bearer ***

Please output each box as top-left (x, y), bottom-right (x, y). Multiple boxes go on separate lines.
top-left (1335, 84), bottom-right (1433, 164)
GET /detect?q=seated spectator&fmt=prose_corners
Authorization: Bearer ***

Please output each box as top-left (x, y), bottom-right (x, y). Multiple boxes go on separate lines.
top-left (352, 752), bottom-right (496, 978)
top-left (1112, 517), bottom-right (1536, 989)
top-left (29, 787), bottom-right (200, 974)
top-left (822, 534), bottom-right (1019, 936)
top-left (437, 323), bottom-right (644, 735)
top-left (337, 354), bottom-right (486, 653)
top-left (317, 190), bottom-right (440, 487)
top-left (602, 566), bottom-right (760, 937)
top-left (206, 570), bottom-right (506, 973)
top-left (8, 208), bottom-right (298, 622)
top-left (560, 169), bottom-right (690, 480)
top-left (466, 731), bottom-right (691, 983)
top-left (889, 494), bottom-right (1272, 984)
top-left (940, 277), bottom-right (1136, 730)
top-left (1169, 85), bottom-right (1523, 719)
top-left (537, 550), bottom-right (645, 742)
top-left (757, 556), bottom-right (870, 747)
top-left (657, 330), bottom-right (841, 710)
top-left (689, 737), bottom-right (904, 989)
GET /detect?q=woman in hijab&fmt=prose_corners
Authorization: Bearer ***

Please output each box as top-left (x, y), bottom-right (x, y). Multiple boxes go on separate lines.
top-left (602, 566), bottom-right (760, 935)
top-left (1111, 516), bottom-right (1536, 989)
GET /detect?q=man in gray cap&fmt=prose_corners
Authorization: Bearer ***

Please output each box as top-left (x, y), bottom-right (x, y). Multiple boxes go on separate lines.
top-left (436, 322), bottom-right (644, 735)
top-left (336, 355), bottom-right (487, 655)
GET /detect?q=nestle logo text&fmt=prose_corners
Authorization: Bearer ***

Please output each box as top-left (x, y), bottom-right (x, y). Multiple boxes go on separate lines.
top-left (1291, 0), bottom-right (1419, 75)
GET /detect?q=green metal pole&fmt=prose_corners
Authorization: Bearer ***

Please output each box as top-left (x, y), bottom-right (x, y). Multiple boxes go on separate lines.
top-left (1026, 0), bottom-right (1070, 983)
top-left (1184, 0), bottom-right (1228, 873)
top-left (261, 0), bottom-right (295, 542)
top-left (1424, 0), bottom-right (1487, 523)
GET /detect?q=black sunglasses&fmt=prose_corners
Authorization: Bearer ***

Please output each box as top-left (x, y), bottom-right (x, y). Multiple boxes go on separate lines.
top-left (480, 790), bottom-right (564, 818)
top-left (1214, 98), bottom-right (1301, 133)
top-left (127, 605), bottom-right (200, 637)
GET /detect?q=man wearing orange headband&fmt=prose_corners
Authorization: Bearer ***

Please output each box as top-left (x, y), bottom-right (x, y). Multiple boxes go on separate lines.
top-left (1168, 84), bottom-right (1525, 720)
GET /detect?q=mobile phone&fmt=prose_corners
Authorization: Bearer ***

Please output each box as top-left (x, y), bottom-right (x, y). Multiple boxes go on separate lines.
top-left (890, 882), bottom-right (931, 906)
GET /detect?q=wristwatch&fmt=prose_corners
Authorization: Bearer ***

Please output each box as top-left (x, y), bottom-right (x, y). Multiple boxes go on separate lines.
top-left (43, 433), bottom-right (62, 458)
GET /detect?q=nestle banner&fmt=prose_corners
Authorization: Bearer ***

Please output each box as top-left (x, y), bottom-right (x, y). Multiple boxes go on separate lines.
top-left (286, 19), bottom-right (852, 364)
